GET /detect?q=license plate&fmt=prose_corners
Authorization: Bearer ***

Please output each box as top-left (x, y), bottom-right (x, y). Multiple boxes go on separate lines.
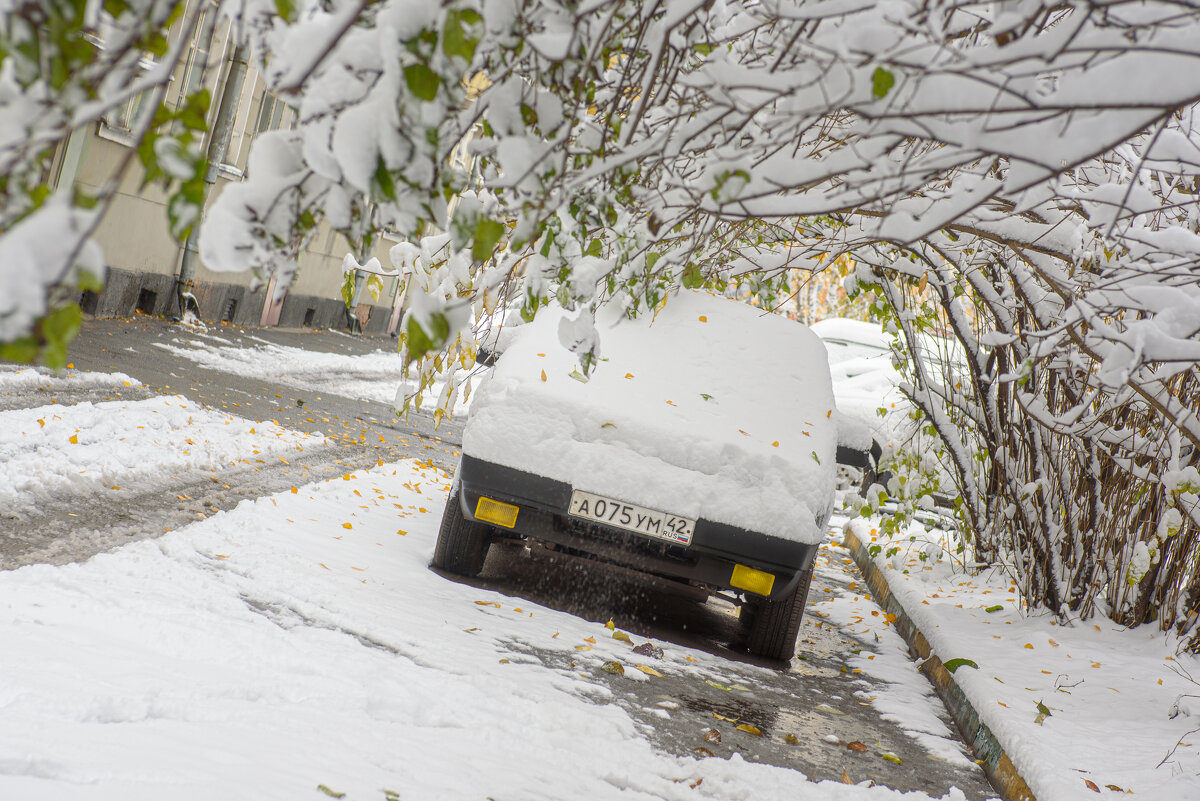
top-left (567, 490), bottom-right (695, 545)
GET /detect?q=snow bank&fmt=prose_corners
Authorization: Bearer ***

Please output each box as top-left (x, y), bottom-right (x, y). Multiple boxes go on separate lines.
top-left (0, 395), bottom-right (324, 516)
top-left (0, 366), bottom-right (141, 392)
top-left (844, 518), bottom-right (1200, 801)
top-left (152, 334), bottom-right (460, 412)
top-left (464, 291), bottom-right (838, 543)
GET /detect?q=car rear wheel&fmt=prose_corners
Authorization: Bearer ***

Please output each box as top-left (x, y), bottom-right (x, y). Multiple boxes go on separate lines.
top-left (432, 483), bottom-right (491, 577)
top-left (742, 567), bottom-right (813, 661)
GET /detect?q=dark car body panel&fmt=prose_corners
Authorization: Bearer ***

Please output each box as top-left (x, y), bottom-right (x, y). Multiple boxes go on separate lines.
top-left (456, 454), bottom-right (818, 602)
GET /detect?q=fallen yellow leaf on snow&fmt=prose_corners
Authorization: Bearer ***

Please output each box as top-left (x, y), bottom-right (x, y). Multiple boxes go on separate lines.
top-left (636, 664), bottom-right (664, 677)
top-left (342, 523), bottom-right (353, 529)
top-left (69, 434), bottom-right (78, 444)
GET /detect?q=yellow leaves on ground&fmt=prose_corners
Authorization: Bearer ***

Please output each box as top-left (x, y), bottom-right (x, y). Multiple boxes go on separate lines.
top-left (698, 315), bottom-right (708, 322)
top-left (636, 664), bottom-right (663, 678)
top-left (612, 630), bottom-right (632, 643)
top-left (540, 370), bottom-right (547, 382)
top-left (575, 645), bottom-right (593, 652)
top-left (624, 372), bottom-right (634, 379)
top-left (474, 601), bottom-right (501, 608)
top-left (291, 486), bottom-right (299, 493)
top-left (583, 636), bottom-right (596, 644)
top-left (735, 723), bottom-right (763, 737)
top-left (68, 434), bottom-right (78, 444)
top-left (342, 522), bottom-right (353, 529)
top-left (37, 419), bottom-right (44, 427)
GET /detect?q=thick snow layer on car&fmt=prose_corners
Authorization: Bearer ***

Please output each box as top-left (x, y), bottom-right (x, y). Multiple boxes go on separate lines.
top-left (463, 292), bottom-right (837, 544)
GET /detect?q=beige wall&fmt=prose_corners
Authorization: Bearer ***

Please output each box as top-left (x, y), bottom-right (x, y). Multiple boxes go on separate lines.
top-left (64, 2), bottom-right (400, 313)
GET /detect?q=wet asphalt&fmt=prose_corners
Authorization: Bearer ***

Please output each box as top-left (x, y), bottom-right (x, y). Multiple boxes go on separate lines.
top-left (1, 315), bottom-right (998, 798)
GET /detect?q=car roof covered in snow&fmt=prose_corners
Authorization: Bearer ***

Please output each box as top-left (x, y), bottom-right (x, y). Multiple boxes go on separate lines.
top-left (462, 291), bottom-right (837, 544)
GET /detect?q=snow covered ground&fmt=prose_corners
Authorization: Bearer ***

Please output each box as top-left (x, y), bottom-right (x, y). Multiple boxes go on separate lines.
top-left (0, 368), bottom-right (325, 520)
top-left (842, 518), bottom-right (1200, 801)
top-left (0, 365), bottom-right (985, 801)
top-left (9, 353), bottom-right (1190, 801)
top-left (151, 331), bottom-right (460, 412)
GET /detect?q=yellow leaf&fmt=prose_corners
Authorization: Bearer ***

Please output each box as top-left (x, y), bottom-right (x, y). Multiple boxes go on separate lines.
top-left (69, 434), bottom-right (78, 444)
top-left (584, 636), bottom-right (596, 644)
top-left (1024, 643), bottom-right (1034, 649)
top-left (575, 645), bottom-right (593, 652)
top-left (625, 372), bottom-right (635, 379)
top-left (540, 370), bottom-right (547, 382)
top-left (397, 529), bottom-right (407, 536)
top-left (37, 419), bottom-right (44, 428)
top-left (291, 487), bottom-right (298, 493)
top-left (841, 769), bottom-right (853, 785)
top-left (698, 315), bottom-right (707, 322)
top-left (342, 522), bottom-right (353, 529)
top-left (711, 712), bottom-right (739, 723)
top-left (474, 601), bottom-right (501, 607)
top-left (613, 630), bottom-right (632, 643)
top-left (771, 441), bottom-right (779, 447)
top-left (606, 618), bottom-right (615, 629)
top-left (636, 664), bottom-right (663, 677)
top-left (215, 554), bottom-right (230, 559)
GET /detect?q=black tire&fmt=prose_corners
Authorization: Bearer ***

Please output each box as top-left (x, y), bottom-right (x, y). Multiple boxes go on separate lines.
top-left (432, 483), bottom-right (491, 577)
top-left (743, 568), bottom-right (814, 661)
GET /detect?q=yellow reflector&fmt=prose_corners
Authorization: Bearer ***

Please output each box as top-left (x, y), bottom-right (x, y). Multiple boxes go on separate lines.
top-left (475, 496), bottom-right (519, 528)
top-left (730, 564), bottom-right (775, 596)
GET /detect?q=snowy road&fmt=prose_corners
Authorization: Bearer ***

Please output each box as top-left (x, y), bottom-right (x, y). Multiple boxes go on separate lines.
top-left (0, 320), bottom-right (999, 800)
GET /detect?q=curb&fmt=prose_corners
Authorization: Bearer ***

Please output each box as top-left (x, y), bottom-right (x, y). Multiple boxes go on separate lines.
top-left (840, 525), bottom-right (1036, 801)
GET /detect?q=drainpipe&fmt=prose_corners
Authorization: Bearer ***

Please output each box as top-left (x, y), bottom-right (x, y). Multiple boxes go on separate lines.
top-left (176, 38), bottom-right (249, 318)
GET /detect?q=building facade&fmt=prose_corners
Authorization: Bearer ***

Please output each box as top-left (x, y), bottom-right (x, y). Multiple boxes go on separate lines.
top-left (50, 1), bottom-right (405, 334)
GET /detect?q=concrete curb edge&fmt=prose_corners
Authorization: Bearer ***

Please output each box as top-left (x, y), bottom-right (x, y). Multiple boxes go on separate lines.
top-left (840, 525), bottom-right (1036, 801)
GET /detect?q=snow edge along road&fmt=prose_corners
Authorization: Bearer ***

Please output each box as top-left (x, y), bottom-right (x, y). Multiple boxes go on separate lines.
top-left (839, 525), bottom-right (1035, 801)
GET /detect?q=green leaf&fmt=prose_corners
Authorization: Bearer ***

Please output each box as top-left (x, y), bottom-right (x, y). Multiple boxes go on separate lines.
top-left (442, 11), bottom-right (478, 62)
top-left (984, 604), bottom-right (1003, 613)
top-left (77, 269), bottom-right (105, 294)
top-left (0, 336), bottom-right (39, 364)
top-left (942, 658), bottom-right (978, 673)
top-left (316, 786), bottom-right (345, 799)
top-left (404, 63), bottom-right (440, 101)
top-left (520, 103), bottom-right (538, 127)
top-left (366, 274), bottom-right (383, 302)
top-left (146, 32), bottom-right (169, 58)
top-left (585, 238), bottom-right (603, 258)
top-left (682, 264), bottom-right (704, 289)
top-left (692, 43), bottom-right (713, 56)
top-left (340, 272), bottom-right (356, 308)
top-left (374, 158), bottom-right (397, 202)
top-left (405, 311), bottom-right (450, 364)
top-left (40, 303), bottom-right (83, 369)
top-left (1036, 700), bottom-right (1052, 717)
top-left (274, 0), bottom-right (297, 22)
top-left (177, 89), bottom-right (211, 131)
top-left (472, 218), bottom-right (505, 262)
top-left (872, 66), bottom-right (895, 99)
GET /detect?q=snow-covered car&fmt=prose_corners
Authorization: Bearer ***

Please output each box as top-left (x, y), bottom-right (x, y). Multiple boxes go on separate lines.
top-left (811, 318), bottom-right (972, 503)
top-left (432, 291), bottom-right (866, 661)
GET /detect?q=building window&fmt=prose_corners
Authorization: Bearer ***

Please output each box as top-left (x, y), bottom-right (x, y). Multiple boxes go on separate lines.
top-left (254, 91), bottom-right (287, 134)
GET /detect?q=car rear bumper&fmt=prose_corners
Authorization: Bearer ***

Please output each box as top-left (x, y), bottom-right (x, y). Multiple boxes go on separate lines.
top-left (455, 455), bottom-right (818, 602)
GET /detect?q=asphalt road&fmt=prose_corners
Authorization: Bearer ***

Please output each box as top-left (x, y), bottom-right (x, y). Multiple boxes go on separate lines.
top-left (2, 315), bottom-right (997, 799)
top-left (0, 316), bottom-right (463, 567)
